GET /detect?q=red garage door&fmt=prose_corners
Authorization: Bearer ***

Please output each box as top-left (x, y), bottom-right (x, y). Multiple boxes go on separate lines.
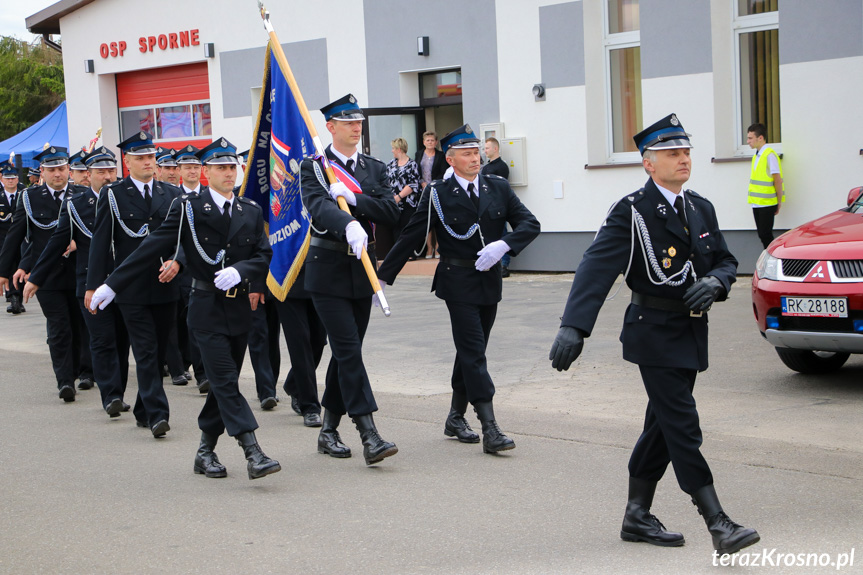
top-left (117, 62), bottom-right (212, 153)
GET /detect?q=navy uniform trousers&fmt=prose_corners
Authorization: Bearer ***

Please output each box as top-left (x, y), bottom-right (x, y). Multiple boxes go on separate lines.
top-left (378, 174), bottom-right (540, 405)
top-left (277, 267), bottom-right (326, 415)
top-left (247, 291), bottom-right (281, 402)
top-left (559, 178), bottom-right (738, 494)
top-left (88, 178), bottom-right (182, 426)
top-left (0, 184), bottom-right (89, 391)
top-left (29, 189), bottom-right (129, 407)
top-left (104, 187), bottom-right (271, 437)
top-left (300, 148), bottom-right (400, 417)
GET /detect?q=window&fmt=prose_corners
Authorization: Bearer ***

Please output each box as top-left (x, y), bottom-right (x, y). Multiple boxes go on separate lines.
top-left (419, 69), bottom-right (462, 107)
top-left (605, 0), bottom-right (642, 156)
top-left (119, 100), bottom-right (212, 142)
top-left (735, 0), bottom-right (780, 147)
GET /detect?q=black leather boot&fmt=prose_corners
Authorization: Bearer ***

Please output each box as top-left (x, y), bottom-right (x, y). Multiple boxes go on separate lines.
top-left (317, 410), bottom-right (351, 458)
top-left (473, 401), bottom-right (515, 453)
top-left (193, 432), bottom-right (227, 478)
top-left (10, 294), bottom-right (24, 314)
top-left (353, 413), bottom-right (398, 465)
top-left (620, 477), bottom-right (685, 546)
top-left (444, 392), bottom-right (479, 443)
top-left (691, 485), bottom-right (760, 555)
top-left (236, 431), bottom-right (281, 479)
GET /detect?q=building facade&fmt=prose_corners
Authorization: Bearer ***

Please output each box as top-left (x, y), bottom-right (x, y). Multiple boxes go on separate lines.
top-left (27, 0), bottom-right (863, 271)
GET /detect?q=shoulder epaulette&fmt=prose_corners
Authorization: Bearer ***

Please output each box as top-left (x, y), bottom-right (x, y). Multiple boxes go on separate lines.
top-left (624, 189), bottom-right (648, 205)
top-left (686, 189), bottom-right (711, 204)
top-left (362, 154), bottom-right (385, 166)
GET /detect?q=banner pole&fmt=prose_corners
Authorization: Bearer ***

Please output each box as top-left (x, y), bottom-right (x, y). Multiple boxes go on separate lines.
top-left (257, 2), bottom-right (390, 316)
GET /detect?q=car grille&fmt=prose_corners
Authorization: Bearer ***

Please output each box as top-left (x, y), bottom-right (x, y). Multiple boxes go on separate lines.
top-left (782, 259), bottom-right (816, 277)
top-left (832, 260), bottom-right (863, 279)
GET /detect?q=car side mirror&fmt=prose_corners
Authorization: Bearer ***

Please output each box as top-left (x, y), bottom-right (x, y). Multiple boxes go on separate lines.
top-left (847, 186), bottom-right (863, 206)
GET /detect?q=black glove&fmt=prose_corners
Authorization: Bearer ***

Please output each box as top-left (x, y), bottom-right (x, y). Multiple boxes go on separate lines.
top-left (549, 326), bottom-right (585, 372)
top-left (683, 276), bottom-right (724, 312)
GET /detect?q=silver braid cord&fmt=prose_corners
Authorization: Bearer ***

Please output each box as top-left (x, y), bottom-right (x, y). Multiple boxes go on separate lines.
top-left (108, 189), bottom-right (149, 238)
top-left (632, 206), bottom-right (695, 286)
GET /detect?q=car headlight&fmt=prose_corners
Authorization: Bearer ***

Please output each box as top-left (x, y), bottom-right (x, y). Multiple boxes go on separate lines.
top-left (755, 250), bottom-right (780, 280)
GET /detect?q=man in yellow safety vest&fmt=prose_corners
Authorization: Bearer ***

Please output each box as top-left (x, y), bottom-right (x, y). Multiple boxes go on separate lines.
top-left (746, 123), bottom-right (784, 249)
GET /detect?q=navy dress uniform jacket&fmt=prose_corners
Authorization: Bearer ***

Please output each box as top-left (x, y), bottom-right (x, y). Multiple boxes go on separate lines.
top-left (0, 183), bottom-right (85, 290)
top-left (104, 188), bottom-right (272, 337)
top-left (560, 178), bottom-right (737, 371)
top-left (378, 174), bottom-right (540, 304)
top-left (0, 190), bottom-right (18, 250)
top-left (30, 190), bottom-right (99, 297)
top-left (300, 146), bottom-right (400, 298)
top-left (86, 178), bottom-right (182, 305)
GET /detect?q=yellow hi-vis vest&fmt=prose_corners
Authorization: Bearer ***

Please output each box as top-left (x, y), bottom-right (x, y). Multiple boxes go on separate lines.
top-left (748, 146), bottom-right (784, 206)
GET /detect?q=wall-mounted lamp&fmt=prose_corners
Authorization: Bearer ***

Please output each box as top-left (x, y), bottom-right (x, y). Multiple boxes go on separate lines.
top-left (204, 43), bottom-right (216, 58)
top-left (84, 59), bottom-right (94, 73)
top-left (532, 83), bottom-right (546, 102)
top-left (417, 36), bottom-right (429, 56)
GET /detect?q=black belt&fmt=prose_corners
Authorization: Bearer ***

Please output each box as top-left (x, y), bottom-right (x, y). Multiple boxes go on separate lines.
top-left (440, 256), bottom-right (477, 268)
top-left (631, 292), bottom-right (702, 317)
top-left (310, 237), bottom-right (375, 256)
top-left (191, 277), bottom-right (246, 298)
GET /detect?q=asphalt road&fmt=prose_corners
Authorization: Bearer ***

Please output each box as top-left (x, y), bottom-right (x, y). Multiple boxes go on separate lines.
top-left (0, 274), bottom-right (860, 574)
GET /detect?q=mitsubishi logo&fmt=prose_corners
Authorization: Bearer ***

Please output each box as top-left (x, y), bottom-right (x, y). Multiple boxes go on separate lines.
top-left (804, 261), bottom-right (831, 283)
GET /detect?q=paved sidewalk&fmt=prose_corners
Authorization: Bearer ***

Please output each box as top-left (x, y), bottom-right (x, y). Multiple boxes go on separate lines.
top-left (0, 274), bottom-right (860, 574)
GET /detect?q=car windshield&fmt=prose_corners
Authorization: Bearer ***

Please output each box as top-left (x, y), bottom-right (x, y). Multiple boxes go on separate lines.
top-left (850, 199), bottom-right (863, 214)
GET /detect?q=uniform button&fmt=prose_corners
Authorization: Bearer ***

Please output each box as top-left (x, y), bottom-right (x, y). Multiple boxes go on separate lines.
top-left (638, 315), bottom-right (643, 320)
top-left (226, 243), bottom-right (230, 248)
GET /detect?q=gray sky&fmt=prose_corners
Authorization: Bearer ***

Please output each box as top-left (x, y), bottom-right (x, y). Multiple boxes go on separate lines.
top-left (0, 1), bottom-right (59, 40)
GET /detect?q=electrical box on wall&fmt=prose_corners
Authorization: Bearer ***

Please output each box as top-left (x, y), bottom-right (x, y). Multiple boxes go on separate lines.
top-left (499, 137), bottom-right (527, 187)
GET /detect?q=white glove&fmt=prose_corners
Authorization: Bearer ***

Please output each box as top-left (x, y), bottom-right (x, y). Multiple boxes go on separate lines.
top-left (90, 284), bottom-right (116, 310)
top-left (475, 240), bottom-right (511, 272)
top-left (345, 221), bottom-right (367, 260)
top-left (329, 181), bottom-right (356, 206)
top-left (373, 279), bottom-right (387, 308)
top-left (214, 266), bottom-right (241, 290)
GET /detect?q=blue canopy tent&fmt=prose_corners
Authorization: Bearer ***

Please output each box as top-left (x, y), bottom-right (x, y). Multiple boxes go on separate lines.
top-left (0, 102), bottom-right (68, 169)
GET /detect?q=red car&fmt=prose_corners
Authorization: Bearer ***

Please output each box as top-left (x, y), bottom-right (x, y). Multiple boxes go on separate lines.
top-left (751, 186), bottom-right (863, 373)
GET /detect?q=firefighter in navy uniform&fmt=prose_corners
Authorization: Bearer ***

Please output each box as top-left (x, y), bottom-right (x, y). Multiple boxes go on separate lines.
top-left (85, 131), bottom-right (182, 438)
top-left (378, 124), bottom-right (540, 454)
top-left (0, 161), bottom-right (24, 314)
top-left (176, 145), bottom-right (208, 392)
top-left (91, 138), bottom-right (280, 480)
top-left (301, 94), bottom-right (401, 466)
top-left (0, 146), bottom-right (87, 401)
top-left (548, 114), bottom-right (760, 556)
top-left (68, 150), bottom-right (91, 188)
top-left (25, 147), bottom-right (132, 418)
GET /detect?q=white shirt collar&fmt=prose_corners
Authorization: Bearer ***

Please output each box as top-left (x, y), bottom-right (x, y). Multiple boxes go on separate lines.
top-left (183, 184), bottom-right (201, 195)
top-left (130, 176), bottom-right (154, 195)
top-left (454, 173), bottom-right (479, 195)
top-left (209, 189), bottom-right (233, 215)
top-left (654, 181), bottom-right (685, 213)
top-left (329, 146), bottom-right (359, 169)
top-left (47, 184), bottom-right (68, 199)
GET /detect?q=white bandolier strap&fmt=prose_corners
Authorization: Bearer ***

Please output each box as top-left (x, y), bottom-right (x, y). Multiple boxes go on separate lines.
top-left (22, 189), bottom-right (59, 231)
top-left (108, 189), bottom-right (149, 238)
top-left (184, 199), bottom-right (224, 266)
top-left (431, 185), bottom-right (485, 247)
top-left (68, 200), bottom-right (93, 239)
top-left (630, 205), bottom-right (696, 287)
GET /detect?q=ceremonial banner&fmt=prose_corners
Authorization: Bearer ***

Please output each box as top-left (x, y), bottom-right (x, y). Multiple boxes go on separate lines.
top-left (239, 42), bottom-right (313, 301)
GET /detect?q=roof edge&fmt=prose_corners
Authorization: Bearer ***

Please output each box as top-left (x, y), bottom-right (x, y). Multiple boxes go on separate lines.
top-left (26, 0), bottom-right (98, 35)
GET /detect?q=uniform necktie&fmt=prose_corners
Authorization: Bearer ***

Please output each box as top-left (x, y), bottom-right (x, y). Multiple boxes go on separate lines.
top-left (222, 201), bottom-right (231, 230)
top-left (673, 195), bottom-right (688, 232)
top-left (143, 184), bottom-right (152, 211)
top-left (346, 159), bottom-right (355, 174)
top-left (468, 182), bottom-right (479, 210)
top-left (9, 193), bottom-right (15, 206)
top-left (53, 190), bottom-right (62, 207)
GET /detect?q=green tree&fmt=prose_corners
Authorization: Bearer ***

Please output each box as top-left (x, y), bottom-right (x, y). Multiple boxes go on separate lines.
top-left (0, 36), bottom-right (65, 142)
